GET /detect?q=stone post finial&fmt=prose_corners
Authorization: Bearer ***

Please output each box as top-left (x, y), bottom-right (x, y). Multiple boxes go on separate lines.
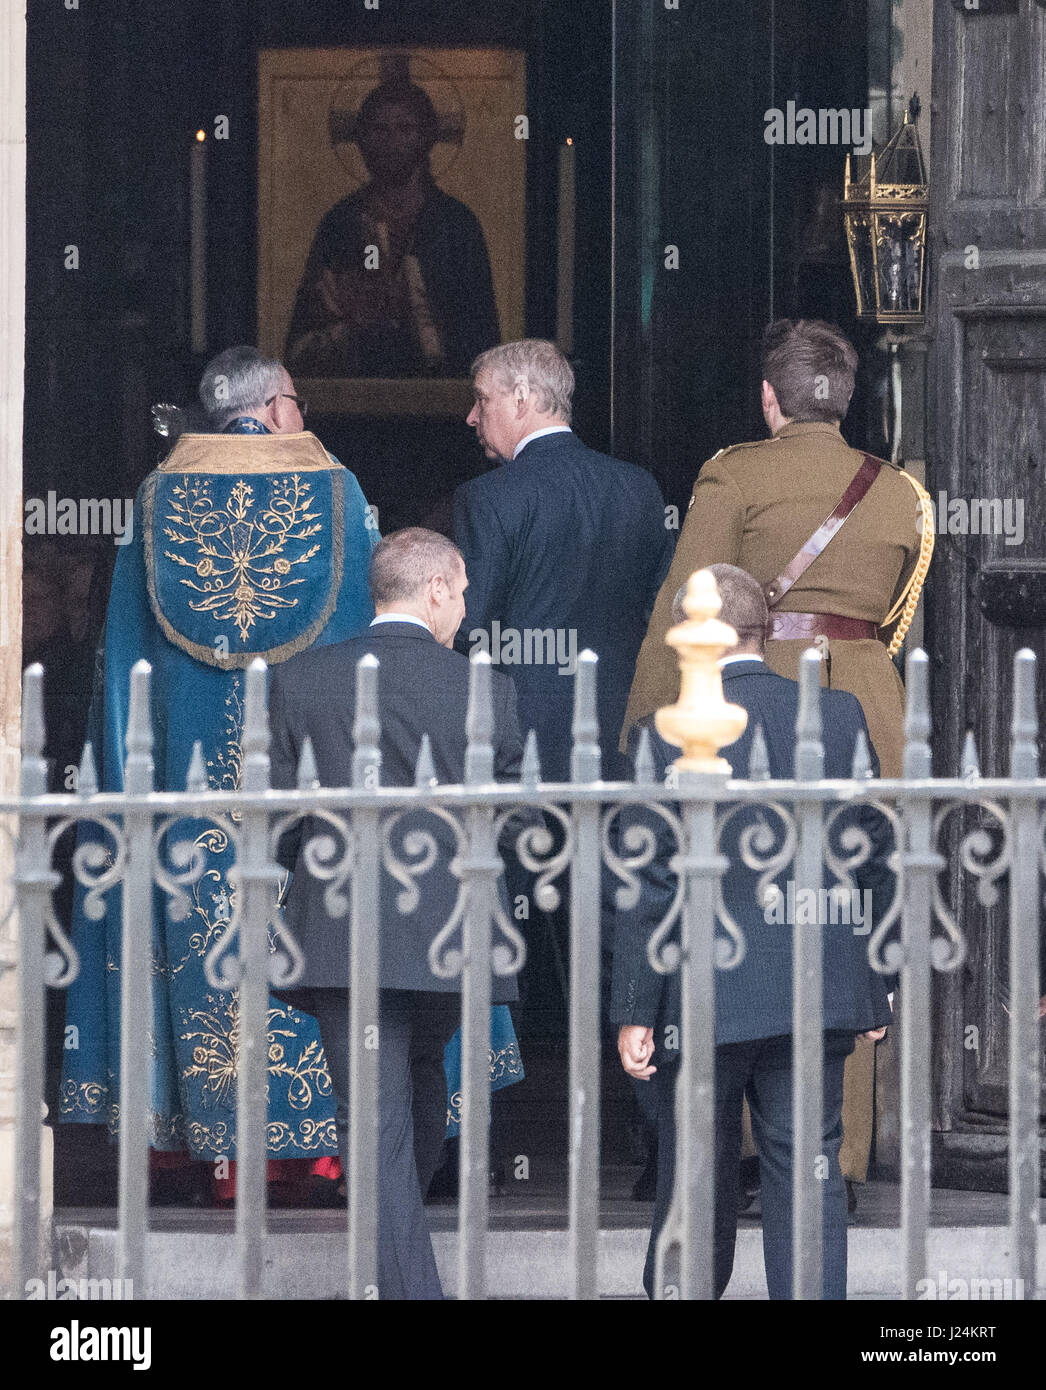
top-left (655, 569), bottom-right (748, 775)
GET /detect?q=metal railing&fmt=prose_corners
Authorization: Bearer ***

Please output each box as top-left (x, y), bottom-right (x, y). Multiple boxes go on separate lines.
top-left (4, 645), bottom-right (1044, 1299)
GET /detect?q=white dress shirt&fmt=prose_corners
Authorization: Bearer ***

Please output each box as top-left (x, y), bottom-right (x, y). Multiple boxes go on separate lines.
top-left (512, 425), bottom-right (572, 459)
top-left (719, 652), bottom-right (765, 667)
top-left (370, 613), bottom-right (431, 632)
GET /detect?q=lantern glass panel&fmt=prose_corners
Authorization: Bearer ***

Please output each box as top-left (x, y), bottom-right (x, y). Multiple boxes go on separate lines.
top-left (874, 212), bottom-right (924, 317)
top-left (851, 214), bottom-right (876, 316)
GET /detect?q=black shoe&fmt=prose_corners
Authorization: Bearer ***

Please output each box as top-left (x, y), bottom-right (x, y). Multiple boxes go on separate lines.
top-left (149, 1164), bottom-right (210, 1207)
top-left (306, 1175), bottom-right (345, 1208)
top-left (425, 1153), bottom-right (459, 1204)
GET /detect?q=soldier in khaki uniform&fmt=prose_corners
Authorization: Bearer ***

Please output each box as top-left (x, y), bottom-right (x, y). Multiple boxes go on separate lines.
top-left (623, 318), bottom-right (933, 1191)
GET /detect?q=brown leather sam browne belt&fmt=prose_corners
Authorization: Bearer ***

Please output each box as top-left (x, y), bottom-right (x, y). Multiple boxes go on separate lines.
top-left (767, 613), bottom-right (877, 641)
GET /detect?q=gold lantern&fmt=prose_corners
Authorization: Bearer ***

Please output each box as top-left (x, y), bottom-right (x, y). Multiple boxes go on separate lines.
top-left (843, 103), bottom-right (928, 325)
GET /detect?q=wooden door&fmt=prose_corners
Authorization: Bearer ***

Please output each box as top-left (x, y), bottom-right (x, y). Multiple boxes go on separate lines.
top-left (927, 0), bottom-right (1046, 1189)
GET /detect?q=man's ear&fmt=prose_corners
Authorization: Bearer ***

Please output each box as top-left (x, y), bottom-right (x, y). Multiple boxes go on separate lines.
top-left (514, 376), bottom-right (530, 414)
top-left (761, 379), bottom-right (776, 415)
top-left (270, 394), bottom-right (291, 432)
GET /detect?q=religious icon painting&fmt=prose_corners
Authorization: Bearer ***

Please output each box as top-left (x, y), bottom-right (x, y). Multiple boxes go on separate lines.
top-left (258, 46), bottom-right (527, 417)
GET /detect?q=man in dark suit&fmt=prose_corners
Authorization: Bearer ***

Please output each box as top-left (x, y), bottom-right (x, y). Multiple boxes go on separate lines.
top-left (269, 527), bottom-right (525, 1300)
top-left (454, 339), bottom-right (673, 782)
top-left (611, 563), bottom-right (894, 1300)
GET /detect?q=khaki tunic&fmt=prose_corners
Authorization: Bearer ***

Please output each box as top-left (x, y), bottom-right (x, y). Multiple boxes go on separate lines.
top-left (622, 420), bottom-right (922, 777)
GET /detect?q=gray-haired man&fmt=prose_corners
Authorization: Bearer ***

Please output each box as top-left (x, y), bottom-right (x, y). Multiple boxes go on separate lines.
top-left (198, 344), bottom-right (309, 436)
top-left (456, 338), bottom-right (673, 783)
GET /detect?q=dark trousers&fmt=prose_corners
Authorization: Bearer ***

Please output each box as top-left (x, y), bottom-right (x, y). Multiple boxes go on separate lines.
top-left (644, 1031), bottom-right (854, 1300)
top-left (295, 986), bottom-right (459, 1300)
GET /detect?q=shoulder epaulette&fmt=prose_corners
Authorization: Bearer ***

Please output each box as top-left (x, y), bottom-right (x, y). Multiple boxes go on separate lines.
top-left (715, 438), bottom-right (775, 460)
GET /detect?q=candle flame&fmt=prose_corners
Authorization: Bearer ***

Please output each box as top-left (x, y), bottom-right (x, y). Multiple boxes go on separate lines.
top-left (565, 137), bottom-right (574, 146)
top-left (195, 129), bottom-right (206, 142)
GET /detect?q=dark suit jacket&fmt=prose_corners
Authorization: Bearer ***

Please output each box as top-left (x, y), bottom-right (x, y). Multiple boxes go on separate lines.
top-left (610, 659), bottom-right (894, 1046)
top-left (453, 430), bottom-right (674, 781)
top-left (269, 621), bottom-right (523, 999)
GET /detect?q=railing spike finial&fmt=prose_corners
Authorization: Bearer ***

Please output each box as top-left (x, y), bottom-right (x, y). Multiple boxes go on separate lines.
top-left (21, 663), bottom-right (47, 796)
top-left (961, 729), bottom-right (980, 782)
top-left (520, 729), bottom-right (541, 788)
top-left (242, 658), bottom-right (271, 793)
top-left (633, 724), bottom-right (655, 784)
top-left (414, 732), bottom-right (437, 788)
top-left (185, 740), bottom-right (207, 793)
top-left (296, 735), bottom-right (320, 790)
top-left (571, 649), bottom-right (601, 783)
top-left (747, 722), bottom-right (771, 781)
top-left (850, 726), bottom-right (872, 781)
top-left (794, 647), bottom-right (824, 782)
top-left (1010, 648), bottom-right (1039, 780)
top-left (903, 647), bottom-right (931, 780)
top-left (77, 740), bottom-right (99, 797)
top-left (465, 649), bottom-right (494, 785)
top-left (654, 570), bottom-right (746, 774)
top-left (352, 653), bottom-right (382, 789)
top-left (124, 659), bottom-right (154, 795)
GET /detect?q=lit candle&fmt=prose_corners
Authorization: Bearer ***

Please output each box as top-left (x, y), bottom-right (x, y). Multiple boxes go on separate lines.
top-left (190, 128), bottom-right (207, 354)
top-left (557, 136), bottom-right (576, 354)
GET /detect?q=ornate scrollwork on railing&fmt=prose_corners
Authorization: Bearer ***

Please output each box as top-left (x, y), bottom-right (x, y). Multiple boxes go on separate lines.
top-left (426, 892), bottom-right (466, 982)
top-left (381, 804), bottom-right (464, 981)
top-left (283, 809), bottom-right (356, 920)
top-left (714, 801), bottom-right (797, 971)
top-left (822, 799), bottom-right (906, 976)
top-left (383, 806), bottom-right (461, 915)
top-left (265, 896), bottom-right (308, 990)
top-left (258, 808), bottom-right (353, 988)
top-left (45, 813), bottom-right (131, 987)
top-left (497, 802), bottom-right (573, 913)
top-left (931, 799), bottom-right (1010, 973)
top-left (601, 800), bottom-right (686, 975)
top-left (153, 816), bottom-right (235, 926)
top-left (418, 803), bottom-right (529, 981)
top-left (488, 887), bottom-right (528, 978)
top-left (1033, 809), bottom-right (1046, 900)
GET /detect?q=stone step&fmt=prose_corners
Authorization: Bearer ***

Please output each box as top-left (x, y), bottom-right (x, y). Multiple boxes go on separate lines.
top-left (52, 1214), bottom-right (1046, 1300)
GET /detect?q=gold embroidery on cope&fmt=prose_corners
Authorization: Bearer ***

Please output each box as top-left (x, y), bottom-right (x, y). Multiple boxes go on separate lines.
top-left (163, 474), bottom-right (323, 643)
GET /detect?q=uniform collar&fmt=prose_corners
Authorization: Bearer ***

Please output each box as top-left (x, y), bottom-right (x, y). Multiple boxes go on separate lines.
top-left (773, 421), bottom-right (844, 441)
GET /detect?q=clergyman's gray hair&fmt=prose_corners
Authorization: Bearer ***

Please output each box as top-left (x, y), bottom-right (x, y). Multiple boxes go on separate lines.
top-left (470, 339), bottom-right (575, 423)
top-left (369, 527), bottom-right (464, 605)
top-left (198, 346), bottom-right (285, 428)
top-left (672, 564), bottom-right (768, 649)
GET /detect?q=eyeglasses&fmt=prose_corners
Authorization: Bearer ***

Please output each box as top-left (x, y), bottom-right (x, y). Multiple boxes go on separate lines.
top-left (265, 393), bottom-right (308, 418)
